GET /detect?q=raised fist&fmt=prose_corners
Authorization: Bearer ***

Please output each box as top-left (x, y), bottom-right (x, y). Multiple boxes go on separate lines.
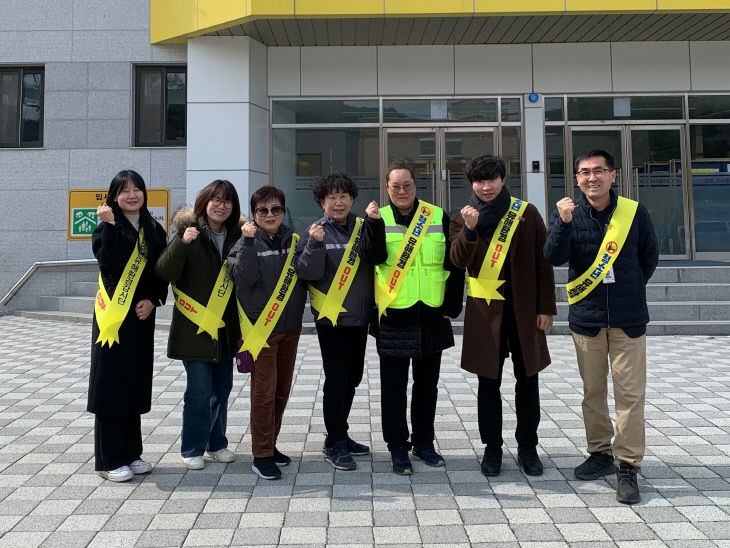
top-left (365, 200), bottom-right (381, 220)
top-left (182, 226), bottom-right (200, 244)
top-left (242, 221), bottom-right (257, 238)
top-left (96, 204), bottom-right (114, 224)
top-left (556, 197), bottom-right (575, 224)
top-left (308, 222), bottom-right (325, 242)
top-left (461, 205), bottom-right (479, 231)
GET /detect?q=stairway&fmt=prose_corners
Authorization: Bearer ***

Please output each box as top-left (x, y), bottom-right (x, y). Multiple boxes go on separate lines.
top-left (14, 264), bottom-right (730, 336)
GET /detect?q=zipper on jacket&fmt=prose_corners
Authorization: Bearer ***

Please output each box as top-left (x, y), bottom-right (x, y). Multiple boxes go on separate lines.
top-left (588, 202), bottom-right (616, 328)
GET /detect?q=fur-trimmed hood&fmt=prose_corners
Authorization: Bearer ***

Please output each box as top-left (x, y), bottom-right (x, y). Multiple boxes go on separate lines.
top-left (171, 207), bottom-right (248, 232)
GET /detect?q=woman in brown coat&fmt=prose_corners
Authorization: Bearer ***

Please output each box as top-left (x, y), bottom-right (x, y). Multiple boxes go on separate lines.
top-left (450, 155), bottom-right (556, 478)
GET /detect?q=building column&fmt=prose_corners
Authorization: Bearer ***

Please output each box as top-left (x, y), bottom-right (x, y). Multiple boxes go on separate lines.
top-left (523, 94), bottom-right (547, 221)
top-left (186, 36), bottom-right (269, 214)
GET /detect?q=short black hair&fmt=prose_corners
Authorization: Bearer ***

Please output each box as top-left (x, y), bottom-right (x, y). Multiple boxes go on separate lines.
top-left (312, 172), bottom-right (358, 204)
top-left (574, 149), bottom-right (615, 172)
top-left (386, 159), bottom-right (416, 183)
top-left (250, 185), bottom-right (285, 215)
top-left (466, 154), bottom-right (506, 183)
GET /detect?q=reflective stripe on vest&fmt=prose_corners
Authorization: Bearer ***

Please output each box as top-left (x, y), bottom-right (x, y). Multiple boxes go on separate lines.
top-left (375, 205), bottom-right (449, 309)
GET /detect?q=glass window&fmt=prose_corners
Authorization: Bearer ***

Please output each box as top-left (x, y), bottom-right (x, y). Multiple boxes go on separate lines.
top-left (689, 124), bottom-right (730, 253)
top-left (545, 126), bottom-right (566, 212)
top-left (272, 100), bottom-right (379, 124)
top-left (545, 97), bottom-right (564, 122)
top-left (382, 99), bottom-right (498, 123)
top-left (689, 96), bottom-right (730, 120)
top-left (567, 96), bottom-right (683, 121)
top-left (501, 126), bottom-right (522, 199)
top-left (135, 66), bottom-right (186, 146)
top-left (272, 128), bottom-right (380, 234)
top-left (0, 67), bottom-right (43, 148)
top-left (500, 97), bottom-right (521, 122)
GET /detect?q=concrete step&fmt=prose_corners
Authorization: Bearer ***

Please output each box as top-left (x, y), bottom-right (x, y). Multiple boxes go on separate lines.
top-left (554, 283), bottom-right (730, 302)
top-left (70, 281), bottom-right (98, 297)
top-left (553, 265), bottom-right (730, 284)
top-left (12, 311), bottom-right (730, 337)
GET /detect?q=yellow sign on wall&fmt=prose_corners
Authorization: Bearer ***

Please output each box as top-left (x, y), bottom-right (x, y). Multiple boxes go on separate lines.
top-left (68, 189), bottom-right (170, 240)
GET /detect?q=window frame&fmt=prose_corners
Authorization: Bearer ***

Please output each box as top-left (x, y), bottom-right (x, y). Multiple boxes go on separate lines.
top-left (133, 64), bottom-right (187, 147)
top-left (0, 65), bottom-right (44, 148)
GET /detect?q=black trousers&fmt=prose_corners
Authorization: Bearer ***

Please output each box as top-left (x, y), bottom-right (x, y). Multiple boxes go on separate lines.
top-left (316, 324), bottom-right (368, 443)
top-left (94, 415), bottom-right (143, 471)
top-left (380, 351), bottom-right (441, 451)
top-left (478, 328), bottom-right (540, 450)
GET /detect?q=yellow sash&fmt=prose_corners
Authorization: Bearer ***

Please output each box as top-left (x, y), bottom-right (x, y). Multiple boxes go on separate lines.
top-left (236, 234), bottom-right (300, 360)
top-left (374, 201), bottom-right (436, 320)
top-left (95, 229), bottom-right (148, 347)
top-left (467, 197), bottom-right (528, 305)
top-left (309, 217), bottom-right (364, 326)
top-left (566, 196), bottom-right (639, 305)
top-left (173, 261), bottom-right (233, 340)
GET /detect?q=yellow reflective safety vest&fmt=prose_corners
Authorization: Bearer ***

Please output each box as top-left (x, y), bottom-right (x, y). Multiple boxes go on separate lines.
top-left (375, 204), bottom-right (449, 309)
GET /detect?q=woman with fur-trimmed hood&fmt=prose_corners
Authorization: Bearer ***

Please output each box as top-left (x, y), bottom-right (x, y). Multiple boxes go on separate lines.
top-left (156, 180), bottom-right (245, 471)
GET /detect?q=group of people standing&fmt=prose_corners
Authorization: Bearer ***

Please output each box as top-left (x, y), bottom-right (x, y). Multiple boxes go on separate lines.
top-left (88, 148), bottom-right (657, 506)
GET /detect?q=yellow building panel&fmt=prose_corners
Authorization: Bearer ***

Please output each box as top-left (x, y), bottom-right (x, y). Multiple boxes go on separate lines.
top-left (385, 0), bottom-right (473, 16)
top-left (658, 0), bottom-right (730, 9)
top-left (248, 0), bottom-right (294, 17)
top-left (296, 0), bottom-right (383, 17)
top-left (150, 0), bottom-right (197, 44)
top-left (198, 0), bottom-right (245, 29)
top-left (566, 0), bottom-right (657, 11)
top-left (475, 0), bottom-right (565, 14)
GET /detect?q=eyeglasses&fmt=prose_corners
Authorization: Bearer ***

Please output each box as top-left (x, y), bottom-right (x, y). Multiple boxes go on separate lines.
top-left (576, 168), bottom-right (613, 178)
top-left (388, 182), bottom-right (415, 193)
top-left (255, 205), bottom-right (285, 217)
top-left (210, 197), bottom-right (233, 208)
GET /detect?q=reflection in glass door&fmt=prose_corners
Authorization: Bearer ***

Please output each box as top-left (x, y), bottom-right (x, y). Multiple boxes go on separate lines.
top-left (569, 128), bottom-right (625, 197)
top-left (568, 126), bottom-right (689, 258)
top-left (384, 128), bottom-right (500, 214)
top-left (630, 127), bottom-right (687, 257)
top-left (384, 130), bottom-right (438, 205)
top-left (442, 129), bottom-right (496, 216)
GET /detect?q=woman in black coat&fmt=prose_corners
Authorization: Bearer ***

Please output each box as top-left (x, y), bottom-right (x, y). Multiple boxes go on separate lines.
top-left (89, 170), bottom-right (168, 482)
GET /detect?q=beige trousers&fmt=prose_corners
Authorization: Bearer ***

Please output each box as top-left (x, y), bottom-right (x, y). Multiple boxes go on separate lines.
top-left (572, 328), bottom-right (646, 470)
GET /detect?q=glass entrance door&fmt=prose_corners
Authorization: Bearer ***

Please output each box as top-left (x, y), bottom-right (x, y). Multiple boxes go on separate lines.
top-left (629, 126), bottom-right (687, 257)
top-left (384, 128), bottom-right (498, 216)
top-left (568, 126), bottom-right (689, 258)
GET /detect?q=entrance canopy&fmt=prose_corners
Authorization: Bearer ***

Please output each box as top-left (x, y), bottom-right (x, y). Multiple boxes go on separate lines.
top-left (150, 1), bottom-right (730, 45)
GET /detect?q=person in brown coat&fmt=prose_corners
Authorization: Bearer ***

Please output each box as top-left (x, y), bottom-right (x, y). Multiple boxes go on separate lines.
top-left (450, 154), bottom-right (556, 477)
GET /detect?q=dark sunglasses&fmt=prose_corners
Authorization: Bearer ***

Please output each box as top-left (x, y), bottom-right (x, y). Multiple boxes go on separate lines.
top-left (255, 205), bottom-right (285, 217)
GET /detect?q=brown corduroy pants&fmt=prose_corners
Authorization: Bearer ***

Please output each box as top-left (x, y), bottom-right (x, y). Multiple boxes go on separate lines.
top-left (250, 327), bottom-right (302, 458)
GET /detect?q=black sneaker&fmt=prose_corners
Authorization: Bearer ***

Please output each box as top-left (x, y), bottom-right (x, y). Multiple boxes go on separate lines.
top-left (615, 462), bottom-right (641, 504)
top-left (346, 437), bottom-right (370, 456)
top-left (574, 452), bottom-right (614, 480)
top-left (412, 443), bottom-right (445, 467)
top-left (391, 447), bottom-right (413, 475)
top-left (252, 457), bottom-right (282, 480)
top-left (480, 447), bottom-right (502, 477)
top-left (324, 440), bottom-right (356, 471)
top-left (273, 447), bottom-right (291, 467)
top-left (517, 447), bottom-right (544, 476)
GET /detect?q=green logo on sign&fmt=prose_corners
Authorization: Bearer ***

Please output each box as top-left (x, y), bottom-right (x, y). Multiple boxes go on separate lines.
top-left (72, 208), bottom-right (98, 236)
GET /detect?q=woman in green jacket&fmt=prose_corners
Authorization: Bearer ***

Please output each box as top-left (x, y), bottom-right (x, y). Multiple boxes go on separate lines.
top-left (156, 180), bottom-right (243, 470)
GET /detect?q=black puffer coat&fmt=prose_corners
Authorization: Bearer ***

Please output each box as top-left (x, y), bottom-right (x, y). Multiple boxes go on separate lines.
top-left (88, 214), bottom-right (168, 417)
top-left (543, 190), bottom-right (658, 330)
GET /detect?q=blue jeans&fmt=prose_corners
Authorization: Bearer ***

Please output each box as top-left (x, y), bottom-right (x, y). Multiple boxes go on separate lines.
top-left (181, 353), bottom-right (234, 458)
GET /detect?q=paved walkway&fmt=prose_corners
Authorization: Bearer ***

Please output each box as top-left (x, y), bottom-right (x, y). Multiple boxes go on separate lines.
top-left (0, 315), bottom-right (729, 547)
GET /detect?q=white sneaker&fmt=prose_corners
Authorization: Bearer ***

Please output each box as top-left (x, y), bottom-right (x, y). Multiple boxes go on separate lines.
top-left (182, 456), bottom-right (205, 470)
top-left (205, 448), bottom-right (235, 463)
top-left (99, 465), bottom-right (133, 482)
top-left (129, 459), bottom-right (152, 475)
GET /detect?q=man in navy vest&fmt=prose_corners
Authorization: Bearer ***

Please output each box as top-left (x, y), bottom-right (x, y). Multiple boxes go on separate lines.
top-left (544, 149), bottom-right (658, 504)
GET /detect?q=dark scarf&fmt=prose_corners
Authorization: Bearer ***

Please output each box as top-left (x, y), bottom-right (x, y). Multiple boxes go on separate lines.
top-left (468, 185), bottom-right (511, 236)
top-left (389, 197), bottom-right (419, 226)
